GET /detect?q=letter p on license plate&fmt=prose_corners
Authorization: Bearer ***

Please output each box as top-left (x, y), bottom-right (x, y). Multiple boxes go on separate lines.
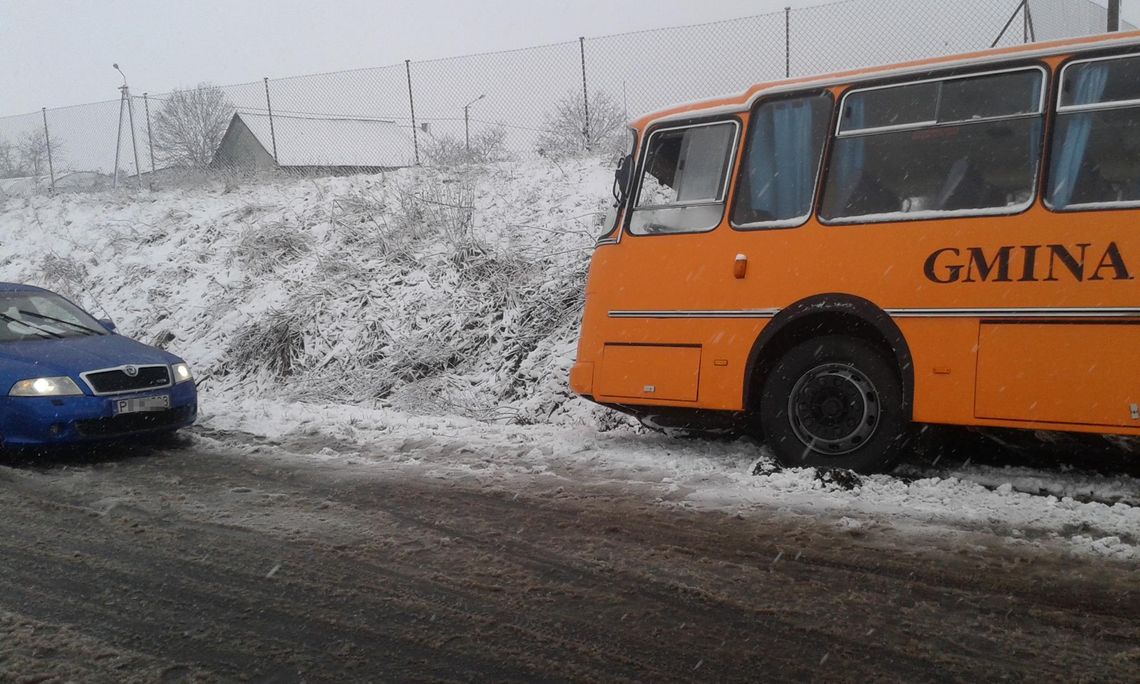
top-left (114, 394), bottom-right (170, 415)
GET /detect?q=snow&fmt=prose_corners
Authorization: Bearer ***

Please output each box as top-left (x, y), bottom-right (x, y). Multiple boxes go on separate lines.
top-left (0, 157), bottom-right (1136, 563)
top-left (197, 393), bottom-right (1140, 562)
top-left (819, 200), bottom-right (1034, 225)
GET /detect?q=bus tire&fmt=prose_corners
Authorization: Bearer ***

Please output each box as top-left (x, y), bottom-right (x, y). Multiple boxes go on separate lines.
top-left (760, 335), bottom-right (908, 474)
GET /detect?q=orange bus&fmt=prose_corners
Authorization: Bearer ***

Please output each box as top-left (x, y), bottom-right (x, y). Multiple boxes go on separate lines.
top-left (570, 31), bottom-right (1140, 473)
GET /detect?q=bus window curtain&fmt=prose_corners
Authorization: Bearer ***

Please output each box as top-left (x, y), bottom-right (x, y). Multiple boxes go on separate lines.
top-left (1049, 64), bottom-right (1109, 208)
top-left (830, 99), bottom-right (866, 214)
top-left (773, 100), bottom-right (815, 218)
top-left (746, 98), bottom-right (816, 221)
top-left (746, 105), bottom-right (778, 217)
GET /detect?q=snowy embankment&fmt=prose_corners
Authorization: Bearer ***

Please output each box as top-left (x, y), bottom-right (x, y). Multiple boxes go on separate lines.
top-left (0, 160), bottom-right (1137, 562)
top-left (0, 160), bottom-right (615, 423)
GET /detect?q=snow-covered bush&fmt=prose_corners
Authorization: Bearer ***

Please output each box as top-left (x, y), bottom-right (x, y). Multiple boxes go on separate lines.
top-left (536, 90), bottom-right (628, 160)
top-left (0, 157), bottom-right (624, 427)
top-left (225, 308), bottom-right (307, 378)
top-left (423, 126), bottom-right (511, 166)
top-left (231, 218), bottom-right (314, 275)
top-left (39, 253), bottom-right (88, 300)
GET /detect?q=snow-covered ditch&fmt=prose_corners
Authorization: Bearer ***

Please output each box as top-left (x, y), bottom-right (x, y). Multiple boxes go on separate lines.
top-left (0, 159), bottom-right (1136, 562)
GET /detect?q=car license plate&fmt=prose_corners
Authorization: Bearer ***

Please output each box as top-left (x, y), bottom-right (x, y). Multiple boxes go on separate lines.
top-left (113, 394), bottom-right (170, 415)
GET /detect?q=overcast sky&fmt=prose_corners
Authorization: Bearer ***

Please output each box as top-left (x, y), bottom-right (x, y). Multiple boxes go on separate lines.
top-left (1, 0), bottom-right (1136, 116)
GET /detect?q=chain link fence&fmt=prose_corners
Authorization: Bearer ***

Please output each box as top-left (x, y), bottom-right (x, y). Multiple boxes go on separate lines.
top-left (0, 0), bottom-right (1130, 194)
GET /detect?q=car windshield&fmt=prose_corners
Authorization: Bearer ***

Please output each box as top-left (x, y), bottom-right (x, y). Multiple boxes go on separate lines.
top-left (0, 292), bottom-right (107, 342)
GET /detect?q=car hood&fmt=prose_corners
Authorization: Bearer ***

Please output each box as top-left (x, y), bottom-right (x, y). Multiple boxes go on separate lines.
top-left (0, 334), bottom-right (182, 380)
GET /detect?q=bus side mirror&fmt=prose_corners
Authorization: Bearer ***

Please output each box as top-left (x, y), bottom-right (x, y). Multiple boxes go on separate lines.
top-left (99, 318), bottom-right (117, 333)
top-left (613, 154), bottom-right (633, 202)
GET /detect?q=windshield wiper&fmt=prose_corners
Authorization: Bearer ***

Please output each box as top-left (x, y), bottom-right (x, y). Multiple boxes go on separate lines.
top-left (0, 312), bottom-right (64, 339)
top-left (16, 309), bottom-right (102, 336)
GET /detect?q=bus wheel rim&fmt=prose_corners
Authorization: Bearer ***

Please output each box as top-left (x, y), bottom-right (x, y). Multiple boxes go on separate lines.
top-left (787, 363), bottom-right (880, 456)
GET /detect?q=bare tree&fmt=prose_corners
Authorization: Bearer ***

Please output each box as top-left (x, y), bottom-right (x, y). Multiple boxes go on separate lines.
top-left (151, 83), bottom-right (235, 168)
top-left (424, 124), bottom-right (510, 166)
top-left (536, 90), bottom-right (627, 159)
top-left (0, 136), bottom-right (17, 178)
top-left (16, 131), bottom-right (51, 177)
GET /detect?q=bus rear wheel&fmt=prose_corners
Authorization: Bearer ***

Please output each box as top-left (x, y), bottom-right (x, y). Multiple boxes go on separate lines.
top-left (759, 335), bottom-right (908, 474)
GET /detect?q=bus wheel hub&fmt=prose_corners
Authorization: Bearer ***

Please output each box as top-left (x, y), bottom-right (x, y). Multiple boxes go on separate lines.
top-left (789, 364), bottom-right (880, 455)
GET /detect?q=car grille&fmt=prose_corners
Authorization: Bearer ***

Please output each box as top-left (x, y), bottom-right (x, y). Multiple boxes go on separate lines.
top-left (83, 365), bottom-right (171, 395)
top-left (75, 406), bottom-right (194, 437)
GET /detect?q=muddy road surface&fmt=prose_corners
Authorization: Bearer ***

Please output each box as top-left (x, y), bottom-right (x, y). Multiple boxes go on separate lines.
top-left (0, 432), bottom-right (1137, 682)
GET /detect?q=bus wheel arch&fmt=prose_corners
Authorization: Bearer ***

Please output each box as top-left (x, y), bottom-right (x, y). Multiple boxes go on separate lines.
top-left (743, 294), bottom-right (915, 423)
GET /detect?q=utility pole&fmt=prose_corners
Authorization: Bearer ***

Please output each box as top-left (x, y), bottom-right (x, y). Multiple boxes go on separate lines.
top-left (143, 93), bottom-right (156, 175)
top-left (112, 63), bottom-right (142, 189)
top-left (1108, 0), bottom-right (1121, 32)
top-left (126, 88), bottom-right (141, 187)
top-left (113, 65), bottom-right (126, 188)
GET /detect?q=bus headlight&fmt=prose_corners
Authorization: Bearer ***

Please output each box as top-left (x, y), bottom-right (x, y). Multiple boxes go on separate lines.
top-left (10, 376), bottom-right (84, 396)
top-left (172, 363), bottom-right (193, 383)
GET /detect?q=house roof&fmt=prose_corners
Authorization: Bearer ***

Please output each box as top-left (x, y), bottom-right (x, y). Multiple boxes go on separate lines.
top-left (229, 111), bottom-right (417, 168)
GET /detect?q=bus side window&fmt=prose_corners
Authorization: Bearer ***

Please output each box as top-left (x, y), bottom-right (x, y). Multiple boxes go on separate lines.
top-left (629, 121), bottom-right (738, 235)
top-left (1048, 53), bottom-right (1140, 210)
top-left (731, 93), bottom-right (832, 229)
top-left (820, 68), bottom-right (1045, 223)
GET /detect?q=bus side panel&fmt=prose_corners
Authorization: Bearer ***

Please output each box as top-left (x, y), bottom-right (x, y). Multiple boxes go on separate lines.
top-left (898, 318), bottom-right (981, 426)
top-left (598, 345), bottom-right (701, 402)
top-left (976, 323), bottom-right (1140, 428)
top-left (588, 319), bottom-right (765, 410)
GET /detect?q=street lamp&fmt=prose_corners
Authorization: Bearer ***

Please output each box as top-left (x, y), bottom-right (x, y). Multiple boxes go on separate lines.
top-left (111, 63), bottom-right (142, 189)
top-left (464, 94), bottom-right (485, 155)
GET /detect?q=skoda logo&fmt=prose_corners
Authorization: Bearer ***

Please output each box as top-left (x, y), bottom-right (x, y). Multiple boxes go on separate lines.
top-left (123, 365), bottom-right (139, 377)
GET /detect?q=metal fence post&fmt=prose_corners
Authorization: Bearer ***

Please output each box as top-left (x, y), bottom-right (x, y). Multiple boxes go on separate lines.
top-left (405, 60), bottom-right (419, 165)
top-left (143, 93), bottom-right (156, 174)
top-left (993, 0), bottom-right (1033, 48)
top-left (785, 6), bottom-right (791, 78)
top-left (579, 36), bottom-right (590, 150)
top-left (41, 107), bottom-right (55, 192)
top-left (263, 77), bottom-right (278, 163)
top-left (1108, 0), bottom-right (1120, 31)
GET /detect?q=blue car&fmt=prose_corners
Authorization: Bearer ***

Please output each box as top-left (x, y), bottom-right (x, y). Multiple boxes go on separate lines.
top-left (0, 283), bottom-right (197, 447)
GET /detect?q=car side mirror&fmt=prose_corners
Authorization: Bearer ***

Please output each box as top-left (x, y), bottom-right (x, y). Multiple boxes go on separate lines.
top-left (98, 318), bottom-right (117, 333)
top-left (613, 154), bottom-right (633, 202)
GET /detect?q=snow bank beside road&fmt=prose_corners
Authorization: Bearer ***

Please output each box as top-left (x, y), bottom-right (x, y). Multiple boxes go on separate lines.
top-left (0, 159), bottom-right (616, 426)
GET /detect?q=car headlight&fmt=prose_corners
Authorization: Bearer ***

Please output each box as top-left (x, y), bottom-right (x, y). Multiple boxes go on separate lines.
top-left (10, 376), bottom-right (84, 397)
top-left (172, 362), bottom-right (193, 383)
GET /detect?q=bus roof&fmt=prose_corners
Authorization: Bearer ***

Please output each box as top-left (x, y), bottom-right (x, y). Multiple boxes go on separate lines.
top-left (631, 29), bottom-right (1140, 130)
